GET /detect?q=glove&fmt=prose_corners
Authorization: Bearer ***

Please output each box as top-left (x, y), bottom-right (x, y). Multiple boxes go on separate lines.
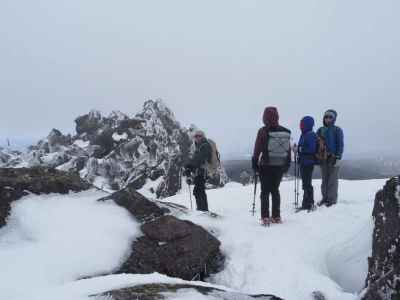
top-left (186, 178), bottom-right (193, 185)
top-left (251, 157), bottom-right (259, 173)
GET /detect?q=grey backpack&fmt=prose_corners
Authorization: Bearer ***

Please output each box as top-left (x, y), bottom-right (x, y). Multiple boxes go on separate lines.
top-left (267, 131), bottom-right (291, 166)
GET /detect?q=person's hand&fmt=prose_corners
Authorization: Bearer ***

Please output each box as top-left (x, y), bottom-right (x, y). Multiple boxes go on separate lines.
top-left (252, 157), bottom-right (259, 173)
top-left (186, 178), bottom-right (193, 185)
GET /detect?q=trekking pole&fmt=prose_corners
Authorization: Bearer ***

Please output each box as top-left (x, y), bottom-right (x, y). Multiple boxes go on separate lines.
top-left (252, 172), bottom-right (258, 216)
top-left (296, 158), bottom-right (300, 209)
top-left (294, 149), bottom-right (298, 209)
top-left (188, 181), bottom-right (193, 211)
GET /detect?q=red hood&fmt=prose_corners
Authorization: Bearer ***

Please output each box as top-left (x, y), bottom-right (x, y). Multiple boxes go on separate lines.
top-left (263, 107), bottom-right (279, 127)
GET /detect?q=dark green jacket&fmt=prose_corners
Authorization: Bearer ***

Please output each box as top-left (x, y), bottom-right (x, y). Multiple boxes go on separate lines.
top-left (187, 138), bottom-right (212, 170)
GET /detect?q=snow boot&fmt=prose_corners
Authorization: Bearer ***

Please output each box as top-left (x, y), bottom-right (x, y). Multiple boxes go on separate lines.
top-left (271, 217), bottom-right (282, 224)
top-left (261, 218), bottom-right (271, 226)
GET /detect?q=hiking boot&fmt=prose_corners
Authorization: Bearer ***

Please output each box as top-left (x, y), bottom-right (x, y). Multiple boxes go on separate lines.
top-left (271, 217), bottom-right (282, 224)
top-left (318, 200), bottom-right (328, 207)
top-left (261, 218), bottom-right (271, 226)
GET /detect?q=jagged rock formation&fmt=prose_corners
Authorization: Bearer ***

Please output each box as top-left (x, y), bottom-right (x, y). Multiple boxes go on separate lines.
top-left (100, 283), bottom-right (283, 300)
top-left (0, 167), bottom-right (90, 228)
top-left (363, 176), bottom-right (400, 300)
top-left (0, 100), bottom-right (228, 198)
top-left (100, 186), bottom-right (224, 281)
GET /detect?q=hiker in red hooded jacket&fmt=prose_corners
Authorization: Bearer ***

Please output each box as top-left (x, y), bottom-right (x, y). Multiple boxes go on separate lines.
top-left (252, 107), bottom-right (291, 225)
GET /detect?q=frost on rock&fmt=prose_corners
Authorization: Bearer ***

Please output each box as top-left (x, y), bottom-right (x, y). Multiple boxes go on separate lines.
top-left (363, 176), bottom-right (400, 300)
top-left (2, 100), bottom-right (228, 197)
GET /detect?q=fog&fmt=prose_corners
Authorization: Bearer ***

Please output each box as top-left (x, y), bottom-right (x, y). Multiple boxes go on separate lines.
top-left (1, 0), bottom-right (399, 157)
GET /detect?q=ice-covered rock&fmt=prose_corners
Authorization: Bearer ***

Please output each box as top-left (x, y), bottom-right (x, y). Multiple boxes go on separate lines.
top-left (3, 100), bottom-right (228, 198)
top-left (363, 176), bottom-right (400, 300)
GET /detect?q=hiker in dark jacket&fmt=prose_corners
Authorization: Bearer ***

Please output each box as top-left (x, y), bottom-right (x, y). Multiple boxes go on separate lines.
top-left (252, 107), bottom-right (291, 225)
top-left (317, 109), bottom-right (344, 207)
top-left (185, 130), bottom-right (212, 211)
top-left (297, 116), bottom-right (318, 211)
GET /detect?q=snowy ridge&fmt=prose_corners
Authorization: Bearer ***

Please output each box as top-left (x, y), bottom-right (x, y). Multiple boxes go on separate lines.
top-left (161, 179), bottom-right (387, 300)
top-left (0, 178), bottom-right (388, 299)
top-left (0, 100), bottom-right (228, 198)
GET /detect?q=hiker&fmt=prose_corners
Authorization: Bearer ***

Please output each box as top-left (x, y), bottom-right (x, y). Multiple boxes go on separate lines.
top-left (317, 109), bottom-right (344, 207)
top-left (297, 116), bottom-right (318, 211)
top-left (252, 107), bottom-right (291, 225)
top-left (184, 130), bottom-right (212, 212)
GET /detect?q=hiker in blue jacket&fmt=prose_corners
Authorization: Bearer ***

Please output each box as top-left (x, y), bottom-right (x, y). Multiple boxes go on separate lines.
top-left (297, 116), bottom-right (318, 211)
top-left (317, 109), bottom-right (344, 207)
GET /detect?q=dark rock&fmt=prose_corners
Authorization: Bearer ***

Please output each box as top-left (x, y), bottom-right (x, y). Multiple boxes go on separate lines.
top-left (100, 283), bottom-right (283, 300)
top-left (100, 186), bottom-right (224, 281)
top-left (117, 215), bottom-right (223, 281)
top-left (363, 176), bottom-right (400, 300)
top-left (0, 167), bottom-right (91, 228)
top-left (99, 186), bottom-right (166, 222)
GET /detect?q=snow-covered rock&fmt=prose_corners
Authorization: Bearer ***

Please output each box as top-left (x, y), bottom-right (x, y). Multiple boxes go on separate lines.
top-left (363, 176), bottom-right (400, 300)
top-left (1, 100), bottom-right (228, 198)
top-left (0, 167), bottom-right (90, 228)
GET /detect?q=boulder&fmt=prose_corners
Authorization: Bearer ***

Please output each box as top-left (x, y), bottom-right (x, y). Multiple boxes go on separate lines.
top-left (118, 215), bottom-right (223, 281)
top-left (100, 283), bottom-right (283, 300)
top-left (100, 186), bottom-right (224, 281)
top-left (99, 186), bottom-right (166, 222)
top-left (363, 176), bottom-right (400, 300)
top-left (0, 167), bottom-right (90, 228)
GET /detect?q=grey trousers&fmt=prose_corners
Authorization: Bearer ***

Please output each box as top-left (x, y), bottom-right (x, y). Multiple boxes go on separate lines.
top-left (320, 163), bottom-right (340, 205)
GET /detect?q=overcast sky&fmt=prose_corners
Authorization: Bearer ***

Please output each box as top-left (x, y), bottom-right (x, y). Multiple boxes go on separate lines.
top-left (0, 0), bottom-right (399, 157)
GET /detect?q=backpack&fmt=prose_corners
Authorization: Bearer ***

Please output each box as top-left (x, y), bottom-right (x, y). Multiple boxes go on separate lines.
top-left (205, 139), bottom-right (221, 179)
top-left (267, 131), bottom-right (291, 166)
top-left (316, 127), bottom-right (339, 163)
top-left (315, 137), bottom-right (328, 163)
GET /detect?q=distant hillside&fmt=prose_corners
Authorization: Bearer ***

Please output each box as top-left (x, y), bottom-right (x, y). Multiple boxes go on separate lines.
top-left (224, 158), bottom-right (398, 183)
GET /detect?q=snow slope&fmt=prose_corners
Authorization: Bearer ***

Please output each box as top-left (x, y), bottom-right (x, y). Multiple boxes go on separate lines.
top-left (161, 179), bottom-right (386, 300)
top-left (0, 179), bottom-right (385, 300)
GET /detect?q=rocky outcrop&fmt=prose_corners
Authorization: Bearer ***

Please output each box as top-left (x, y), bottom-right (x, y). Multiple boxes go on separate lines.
top-left (1, 100), bottom-right (228, 198)
top-left (0, 167), bottom-right (90, 227)
top-left (100, 186), bottom-right (224, 281)
top-left (100, 283), bottom-right (283, 300)
top-left (363, 176), bottom-right (400, 300)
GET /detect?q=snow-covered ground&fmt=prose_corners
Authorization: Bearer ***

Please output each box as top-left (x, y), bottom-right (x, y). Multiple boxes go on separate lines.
top-left (0, 191), bottom-right (140, 300)
top-left (161, 179), bottom-right (386, 300)
top-left (0, 179), bottom-right (386, 300)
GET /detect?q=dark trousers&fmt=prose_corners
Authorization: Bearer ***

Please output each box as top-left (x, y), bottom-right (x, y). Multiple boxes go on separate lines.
top-left (193, 173), bottom-right (209, 211)
top-left (300, 165), bottom-right (314, 209)
top-left (259, 167), bottom-right (284, 219)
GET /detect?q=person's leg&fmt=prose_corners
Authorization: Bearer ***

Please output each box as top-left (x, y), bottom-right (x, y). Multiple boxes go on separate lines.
top-left (327, 165), bottom-right (340, 205)
top-left (193, 174), bottom-right (208, 211)
top-left (302, 165), bottom-right (314, 209)
top-left (320, 163), bottom-right (329, 205)
top-left (271, 168), bottom-right (284, 219)
top-left (300, 165), bottom-right (308, 209)
top-left (259, 168), bottom-right (271, 219)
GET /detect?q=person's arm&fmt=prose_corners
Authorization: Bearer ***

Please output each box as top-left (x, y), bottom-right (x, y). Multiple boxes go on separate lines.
top-left (252, 128), bottom-right (266, 171)
top-left (336, 127), bottom-right (344, 159)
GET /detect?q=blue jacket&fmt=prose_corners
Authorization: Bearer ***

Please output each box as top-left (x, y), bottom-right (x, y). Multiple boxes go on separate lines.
top-left (298, 116), bottom-right (318, 166)
top-left (317, 111), bottom-right (344, 159)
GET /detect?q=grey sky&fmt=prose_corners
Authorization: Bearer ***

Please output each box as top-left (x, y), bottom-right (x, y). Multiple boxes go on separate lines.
top-left (0, 0), bottom-right (399, 157)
